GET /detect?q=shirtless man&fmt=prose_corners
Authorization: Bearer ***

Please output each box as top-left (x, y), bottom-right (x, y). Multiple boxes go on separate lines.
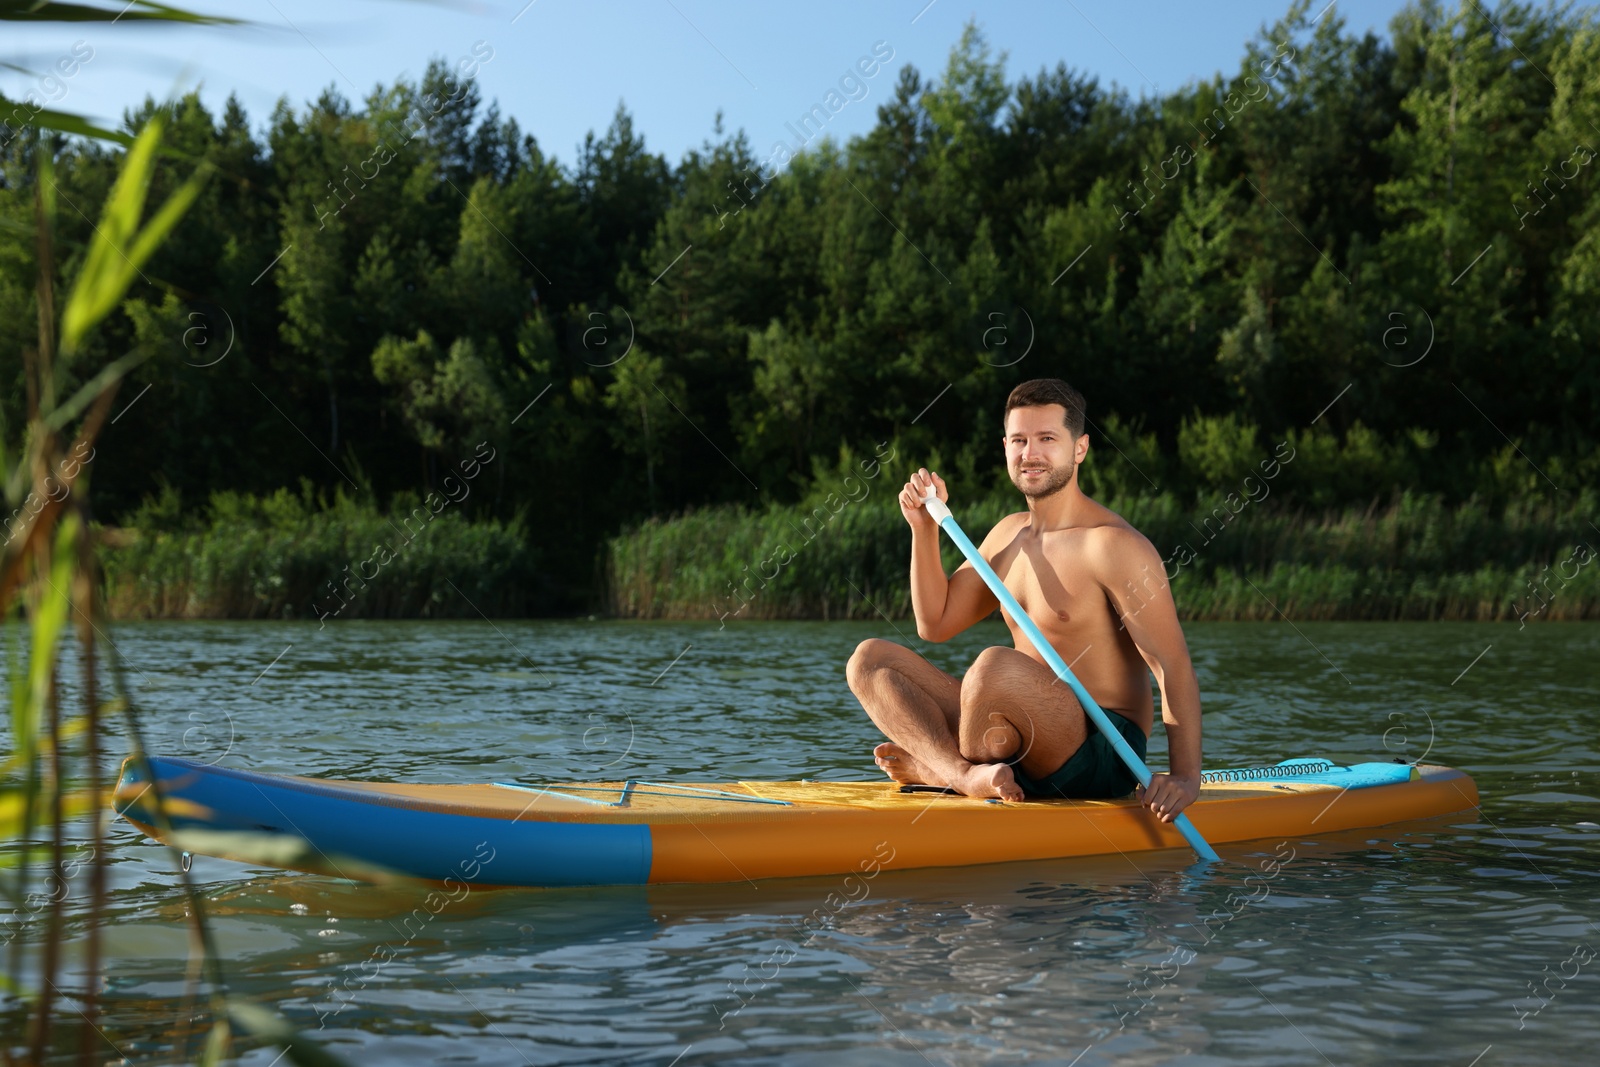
top-left (845, 378), bottom-right (1202, 823)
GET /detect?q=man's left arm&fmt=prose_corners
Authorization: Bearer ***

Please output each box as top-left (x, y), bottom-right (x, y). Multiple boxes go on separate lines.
top-left (1089, 529), bottom-right (1202, 823)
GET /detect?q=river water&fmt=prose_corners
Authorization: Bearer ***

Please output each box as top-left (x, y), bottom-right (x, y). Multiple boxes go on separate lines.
top-left (19, 620), bottom-right (1600, 1064)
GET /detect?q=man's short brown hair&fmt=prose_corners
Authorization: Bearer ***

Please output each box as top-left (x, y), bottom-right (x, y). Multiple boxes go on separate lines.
top-left (1003, 379), bottom-right (1086, 438)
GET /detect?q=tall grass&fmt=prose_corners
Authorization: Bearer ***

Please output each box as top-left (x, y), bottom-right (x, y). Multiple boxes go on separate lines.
top-left (3, 54), bottom-right (344, 1065)
top-left (94, 482), bottom-right (1598, 625)
top-left (604, 482), bottom-right (1011, 622)
top-left (101, 485), bottom-right (540, 620)
top-left (606, 489), bottom-right (1600, 622)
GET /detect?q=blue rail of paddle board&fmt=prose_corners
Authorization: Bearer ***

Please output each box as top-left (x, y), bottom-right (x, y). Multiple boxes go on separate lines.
top-left (117, 756), bottom-right (652, 886)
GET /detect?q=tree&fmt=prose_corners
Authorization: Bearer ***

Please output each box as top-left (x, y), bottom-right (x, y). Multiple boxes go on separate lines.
top-left (372, 330), bottom-right (509, 482)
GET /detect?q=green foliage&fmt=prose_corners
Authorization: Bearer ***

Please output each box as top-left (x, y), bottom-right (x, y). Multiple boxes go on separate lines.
top-left (372, 330), bottom-right (508, 455)
top-left (610, 487), bottom-right (1600, 621)
top-left (1076, 414), bottom-right (1164, 502)
top-left (1178, 412), bottom-right (1261, 491)
top-left (3, 0), bottom-right (1598, 614)
top-left (103, 486), bottom-right (540, 619)
top-left (59, 117), bottom-right (206, 353)
top-left (1277, 420), bottom-right (1416, 507)
top-left (3, 7), bottom-right (346, 1052)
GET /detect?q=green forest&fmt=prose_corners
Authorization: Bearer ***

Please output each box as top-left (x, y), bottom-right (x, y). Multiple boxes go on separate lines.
top-left (4, 0), bottom-right (1598, 621)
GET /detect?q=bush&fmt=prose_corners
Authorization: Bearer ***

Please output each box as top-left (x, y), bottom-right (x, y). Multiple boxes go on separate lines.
top-left (102, 485), bottom-right (540, 619)
top-left (607, 485), bottom-right (1600, 622)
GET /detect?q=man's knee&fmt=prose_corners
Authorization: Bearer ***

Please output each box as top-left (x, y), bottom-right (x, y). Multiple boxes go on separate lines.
top-left (958, 703), bottom-right (1022, 763)
top-left (960, 646), bottom-right (1013, 710)
top-left (959, 648), bottom-right (1026, 760)
top-left (845, 638), bottom-right (894, 692)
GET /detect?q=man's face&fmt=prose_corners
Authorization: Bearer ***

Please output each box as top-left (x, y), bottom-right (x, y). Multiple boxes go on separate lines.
top-left (1003, 405), bottom-right (1086, 498)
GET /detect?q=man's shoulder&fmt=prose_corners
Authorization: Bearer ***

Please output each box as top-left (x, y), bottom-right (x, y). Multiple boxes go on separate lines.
top-left (1072, 496), bottom-right (1146, 540)
top-left (982, 510), bottom-right (1032, 540)
top-left (1076, 518), bottom-right (1158, 567)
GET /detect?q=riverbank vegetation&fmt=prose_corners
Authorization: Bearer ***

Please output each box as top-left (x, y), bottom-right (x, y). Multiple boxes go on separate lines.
top-left (9, 0), bottom-right (1599, 623)
top-left (100, 484), bottom-right (540, 620)
top-left (605, 477), bottom-right (1600, 623)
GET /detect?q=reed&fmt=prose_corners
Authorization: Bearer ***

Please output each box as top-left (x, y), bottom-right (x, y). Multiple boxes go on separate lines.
top-left (100, 487), bottom-right (539, 621)
top-left (605, 489), bottom-right (1600, 623)
top-left (3, 54), bottom-right (346, 1065)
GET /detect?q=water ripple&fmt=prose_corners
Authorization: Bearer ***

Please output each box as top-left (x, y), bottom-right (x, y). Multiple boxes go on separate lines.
top-left (23, 620), bottom-right (1597, 1064)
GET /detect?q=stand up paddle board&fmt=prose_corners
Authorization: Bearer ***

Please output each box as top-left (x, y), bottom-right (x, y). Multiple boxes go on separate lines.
top-left (112, 755), bottom-right (1478, 887)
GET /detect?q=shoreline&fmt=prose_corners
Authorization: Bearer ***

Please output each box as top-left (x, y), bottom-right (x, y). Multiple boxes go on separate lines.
top-left (94, 490), bottom-right (1600, 624)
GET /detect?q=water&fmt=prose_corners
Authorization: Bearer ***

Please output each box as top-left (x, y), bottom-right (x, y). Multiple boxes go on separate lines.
top-left (18, 620), bottom-right (1600, 1064)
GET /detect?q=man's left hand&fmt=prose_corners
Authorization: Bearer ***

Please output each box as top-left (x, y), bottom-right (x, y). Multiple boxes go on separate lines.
top-left (1139, 772), bottom-right (1200, 823)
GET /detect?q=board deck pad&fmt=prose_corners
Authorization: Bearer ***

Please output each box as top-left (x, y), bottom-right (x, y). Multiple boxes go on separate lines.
top-left (1199, 758), bottom-right (1416, 788)
top-left (897, 759), bottom-right (1416, 797)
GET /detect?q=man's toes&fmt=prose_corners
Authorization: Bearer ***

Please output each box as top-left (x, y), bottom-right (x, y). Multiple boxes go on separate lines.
top-left (984, 763), bottom-right (1024, 802)
top-left (874, 743), bottom-right (916, 783)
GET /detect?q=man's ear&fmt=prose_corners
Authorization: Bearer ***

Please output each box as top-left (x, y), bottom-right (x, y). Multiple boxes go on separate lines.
top-left (1076, 433), bottom-right (1091, 463)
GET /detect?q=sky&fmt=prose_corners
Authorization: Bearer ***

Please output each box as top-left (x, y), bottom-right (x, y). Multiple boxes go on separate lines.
top-left (2, 0), bottom-right (1419, 170)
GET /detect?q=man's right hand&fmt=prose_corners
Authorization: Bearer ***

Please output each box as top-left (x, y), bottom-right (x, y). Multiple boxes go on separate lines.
top-left (899, 468), bottom-right (948, 530)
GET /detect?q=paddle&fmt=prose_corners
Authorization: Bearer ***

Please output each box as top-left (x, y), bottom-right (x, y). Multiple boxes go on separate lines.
top-left (920, 487), bottom-right (1220, 863)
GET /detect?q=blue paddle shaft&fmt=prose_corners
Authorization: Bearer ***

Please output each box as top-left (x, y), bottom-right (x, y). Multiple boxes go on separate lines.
top-left (920, 490), bottom-right (1219, 863)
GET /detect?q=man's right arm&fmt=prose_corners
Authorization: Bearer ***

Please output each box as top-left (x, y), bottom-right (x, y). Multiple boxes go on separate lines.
top-left (901, 468), bottom-right (1005, 643)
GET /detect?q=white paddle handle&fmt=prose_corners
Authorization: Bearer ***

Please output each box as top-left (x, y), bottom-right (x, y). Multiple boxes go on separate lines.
top-left (920, 486), bottom-right (951, 524)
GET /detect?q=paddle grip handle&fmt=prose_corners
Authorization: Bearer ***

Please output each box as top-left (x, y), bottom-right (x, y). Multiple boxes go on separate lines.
top-left (919, 488), bottom-right (1219, 863)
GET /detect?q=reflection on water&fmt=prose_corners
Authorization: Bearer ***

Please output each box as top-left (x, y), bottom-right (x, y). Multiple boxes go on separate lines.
top-left (16, 620), bottom-right (1600, 1063)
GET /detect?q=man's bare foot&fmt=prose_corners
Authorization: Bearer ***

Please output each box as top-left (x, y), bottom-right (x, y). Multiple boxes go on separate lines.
top-left (949, 762), bottom-right (1025, 802)
top-left (873, 743), bottom-right (949, 787)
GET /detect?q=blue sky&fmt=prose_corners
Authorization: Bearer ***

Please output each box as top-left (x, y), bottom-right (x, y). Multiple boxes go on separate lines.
top-left (3, 0), bottom-right (1416, 169)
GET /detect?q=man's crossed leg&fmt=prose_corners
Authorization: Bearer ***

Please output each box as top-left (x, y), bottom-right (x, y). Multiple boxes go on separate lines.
top-left (846, 638), bottom-right (1096, 802)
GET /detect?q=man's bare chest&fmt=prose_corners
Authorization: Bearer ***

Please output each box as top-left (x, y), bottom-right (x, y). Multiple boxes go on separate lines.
top-left (992, 535), bottom-right (1110, 627)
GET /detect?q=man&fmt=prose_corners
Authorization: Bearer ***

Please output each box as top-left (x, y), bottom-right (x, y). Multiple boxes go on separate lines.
top-left (845, 378), bottom-right (1202, 823)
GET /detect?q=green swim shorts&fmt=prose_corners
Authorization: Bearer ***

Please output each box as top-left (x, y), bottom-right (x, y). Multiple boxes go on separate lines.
top-left (1006, 710), bottom-right (1148, 800)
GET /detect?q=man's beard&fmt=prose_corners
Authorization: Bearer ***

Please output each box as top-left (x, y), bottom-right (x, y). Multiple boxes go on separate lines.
top-left (1010, 459), bottom-right (1075, 498)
